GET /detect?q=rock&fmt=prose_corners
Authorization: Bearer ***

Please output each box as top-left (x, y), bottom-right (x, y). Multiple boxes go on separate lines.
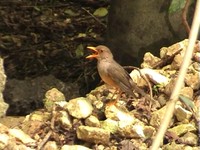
top-left (9, 128), bottom-right (36, 145)
top-left (119, 140), bottom-right (135, 150)
top-left (131, 139), bottom-right (149, 150)
top-left (101, 118), bottom-right (118, 133)
top-left (118, 123), bottom-right (145, 138)
top-left (107, 1), bottom-right (192, 65)
top-left (43, 141), bottom-right (58, 150)
top-left (160, 47), bottom-right (168, 58)
top-left (59, 111), bottom-right (72, 129)
top-left (129, 69), bottom-right (148, 87)
top-left (67, 97), bottom-right (93, 119)
top-left (185, 72), bottom-right (200, 90)
top-left (150, 106), bottom-right (172, 127)
top-left (163, 142), bottom-right (200, 150)
top-left (0, 133), bottom-right (9, 149)
top-left (44, 88), bottom-right (66, 111)
top-left (27, 111), bottom-right (51, 122)
top-left (171, 53), bottom-right (184, 69)
top-left (0, 57), bottom-right (8, 117)
top-left (193, 52), bottom-right (200, 63)
top-left (161, 40), bottom-right (186, 57)
top-left (85, 115), bottom-right (100, 127)
top-left (158, 94), bottom-right (168, 107)
top-left (141, 68), bottom-right (169, 85)
top-left (174, 104), bottom-right (192, 122)
top-left (164, 78), bottom-right (184, 96)
top-left (61, 145), bottom-right (91, 150)
top-left (179, 132), bottom-right (198, 146)
top-left (141, 52), bottom-right (161, 68)
top-left (143, 126), bottom-right (156, 139)
top-left (180, 87), bottom-right (194, 99)
top-left (77, 126), bottom-right (110, 144)
top-left (86, 85), bottom-right (106, 109)
top-left (4, 75), bottom-right (79, 115)
top-left (162, 142), bottom-right (185, 150)
top-left (55, 101), bottom-right (68, 110)
top-left (167, 124), bottom-right (196, 136)
top-left (192, 62), bottom-right (200, 72)
top-left (104, 104), bottom-right (135, 124)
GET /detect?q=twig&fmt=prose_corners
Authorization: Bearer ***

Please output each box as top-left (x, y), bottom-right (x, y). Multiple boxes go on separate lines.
top-left (182, 0), bottom-right (191, 35)
top-left (81, 7), bottom-right (107, 28)
top-left (152, 48), bottom-right (182, 69)
top-left (150, 1), bottom-right (200, 149)
top-left (37, 105), bottom-right (56, 150)
top-left (123, 66), bottom-right (153, 101)
top-left (37, 130), bottom-right (53, 150)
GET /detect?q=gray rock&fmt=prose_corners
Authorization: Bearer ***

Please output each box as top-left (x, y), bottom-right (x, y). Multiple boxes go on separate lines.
top-left (4, 75), bottom-right (79, 115)
top-left (77, 126), bottom-right (110, 144)
top-left (107, 1), bottom-right (192, 65)
top-left (67, 97), bottom-right (93, 119)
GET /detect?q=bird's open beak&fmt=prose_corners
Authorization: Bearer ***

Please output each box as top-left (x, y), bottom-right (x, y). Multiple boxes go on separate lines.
top-left (86, 46), bottom-right (98, 59)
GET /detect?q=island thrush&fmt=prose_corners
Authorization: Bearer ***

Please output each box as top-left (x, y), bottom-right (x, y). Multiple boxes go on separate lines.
top-left (86, 45), bottom-right (150, 101)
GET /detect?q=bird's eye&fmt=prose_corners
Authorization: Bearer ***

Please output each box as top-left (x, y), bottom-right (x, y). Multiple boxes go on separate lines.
top-left (99, 49), bottom-right (103, 53)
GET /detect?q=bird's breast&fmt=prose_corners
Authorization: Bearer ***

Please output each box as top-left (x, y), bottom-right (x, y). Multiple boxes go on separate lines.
top-left (97, 60), bottom-right (119, 88)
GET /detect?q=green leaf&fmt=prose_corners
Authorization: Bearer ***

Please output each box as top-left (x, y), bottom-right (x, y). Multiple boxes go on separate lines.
top-left (93, 7), bottom-right (108, 17)
top-left (179, 94), bottom-right (194, 109)
top-left (34, 6), bottom-right (41, 12)
top-left (169, 0), bottom-right (186, 13)
top-left (75, 44), bottom-right (84, 58)
top-left (64, 9), bottom-right (79, 17)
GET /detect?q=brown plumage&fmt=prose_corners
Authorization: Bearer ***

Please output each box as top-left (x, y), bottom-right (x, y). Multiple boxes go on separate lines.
top-left (86, 45), bottom-right (149, 99)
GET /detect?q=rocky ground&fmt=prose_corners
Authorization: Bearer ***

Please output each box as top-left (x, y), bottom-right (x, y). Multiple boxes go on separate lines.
top-left (0, 0), bottom-right (109, 115)
top-left (0, 39), bottom-right (199, 150)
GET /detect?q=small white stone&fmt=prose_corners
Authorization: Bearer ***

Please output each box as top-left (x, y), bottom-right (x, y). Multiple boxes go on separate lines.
top-left (9, 129), bottom-right (36, 145)
top-left (67, 97), bottom-right (93, 119)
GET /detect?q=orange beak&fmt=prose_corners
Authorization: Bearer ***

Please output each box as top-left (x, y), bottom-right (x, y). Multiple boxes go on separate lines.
top-left (86, 46), bottom-right (98, 59)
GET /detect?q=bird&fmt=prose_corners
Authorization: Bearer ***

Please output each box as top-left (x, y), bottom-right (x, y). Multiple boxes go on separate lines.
top-left (86, 45), bottom-right (151, 102)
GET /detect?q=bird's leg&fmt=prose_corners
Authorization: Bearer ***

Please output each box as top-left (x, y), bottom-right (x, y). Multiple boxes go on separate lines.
top-left (107, 89), bottom-right (122, 106)
top-left (110, 88), bottom-right (119, 100)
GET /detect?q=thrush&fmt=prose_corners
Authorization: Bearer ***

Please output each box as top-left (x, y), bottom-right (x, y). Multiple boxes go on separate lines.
top-left (86, 45), bottom-right (150, 101)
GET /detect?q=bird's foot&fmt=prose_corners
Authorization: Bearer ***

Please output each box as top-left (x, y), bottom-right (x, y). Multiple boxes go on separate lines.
top-left (106, 99), bottom-right (117, 106)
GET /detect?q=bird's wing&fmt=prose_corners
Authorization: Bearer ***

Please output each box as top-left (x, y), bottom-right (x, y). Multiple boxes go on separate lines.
top-left (106, 61), bottom-right (134, 94)
top-left (106, 61), bottom-right (148, 98)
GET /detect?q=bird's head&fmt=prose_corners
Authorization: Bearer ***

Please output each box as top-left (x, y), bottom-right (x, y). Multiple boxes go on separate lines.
top-left (86, 45), bottom-right (113, 60)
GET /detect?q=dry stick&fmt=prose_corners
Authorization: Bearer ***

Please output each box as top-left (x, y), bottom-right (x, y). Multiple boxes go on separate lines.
top-left (150, 1), bottom-right (200, 150)
top-left (123, 66), bottom-right (153, 101)
top-left (37, 105), bottom-right (56, 150)
top-left (81, 7), bottom-right (107, 28)
top-left (152, 48), bottom-right (182, 69)
top-left (182, 0), bottom-right (191, 34)
top-left (37, 130), bottom-right (53, 150)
